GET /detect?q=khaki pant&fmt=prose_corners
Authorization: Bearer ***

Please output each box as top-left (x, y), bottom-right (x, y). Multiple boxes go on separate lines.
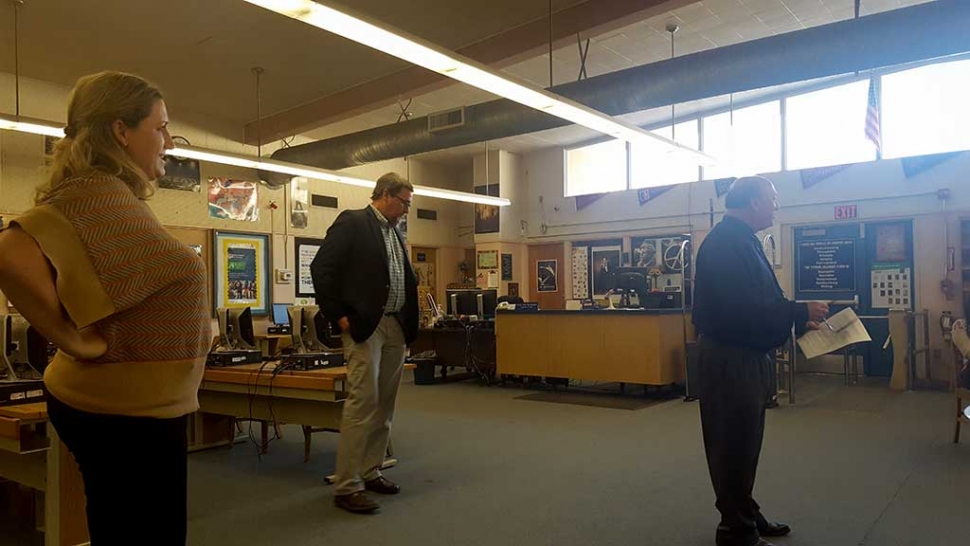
top-left (334, 315), bottom-right (406, 495)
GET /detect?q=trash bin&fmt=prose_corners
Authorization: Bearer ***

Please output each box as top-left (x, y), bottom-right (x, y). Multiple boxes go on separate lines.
top-left (410, 356), bottom-right (437, 385)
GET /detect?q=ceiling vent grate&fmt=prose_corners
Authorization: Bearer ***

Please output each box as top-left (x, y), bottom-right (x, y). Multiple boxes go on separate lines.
top-left (428, 107), bottom-right (465, 133)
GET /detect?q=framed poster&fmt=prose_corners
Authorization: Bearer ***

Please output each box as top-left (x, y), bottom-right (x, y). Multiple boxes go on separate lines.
top-left (213, 231), bottom-right (271, 315)
top-left (537, 259), bottom-right (558, 293)
top-left (631, 237), bottom-right (657, 268)
top-left (501, 253), bottom-right (513, 281)
top-left (475, 185), bottom-right (500, 234)
top-left (158, 156), bottom-right (201, 192)
top-left (875, 224), bottom-right (906, 263)
top-left (571, 246), bottom-right (589, 299)
top-left (477, 250), bottom-right (498, 270)
top-left (295, 236), bottom-right (325, 298)
top-left (508, 282), bottom-right (520, 298)
top-left (208, 178), bottom-right (259, 222)
top-left (796, 238), bottom-right (856, 293)
top-left (590, 246), bottom-right (621, 297)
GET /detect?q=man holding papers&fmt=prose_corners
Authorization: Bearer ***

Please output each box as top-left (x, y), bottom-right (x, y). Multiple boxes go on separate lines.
top-left (693, 176), bottom-right (829, 546)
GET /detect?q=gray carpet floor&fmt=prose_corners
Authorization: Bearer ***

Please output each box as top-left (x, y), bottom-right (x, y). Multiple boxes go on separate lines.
top-left (183, 374), bottom-right (969, 546)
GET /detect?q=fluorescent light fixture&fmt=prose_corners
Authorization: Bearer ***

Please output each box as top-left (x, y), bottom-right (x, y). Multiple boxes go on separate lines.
top-left (0, 115), bottom-right (66, 138)
top-left (169, 146), bottom-right (510, 206)
top-left (0, 118), bottom-right (510, 206)
top-left (243, 0), bottom-right (717, 168)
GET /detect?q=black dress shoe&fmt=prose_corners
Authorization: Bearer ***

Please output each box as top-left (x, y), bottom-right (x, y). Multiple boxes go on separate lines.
top-left (334, 491), bottom-right (379, 513)
top-left (364, 476), bottom-right (401, 495)
top-left (757, 519), bottom-right (791, 537)
top-left (716, 525), bottom-right (767, 546)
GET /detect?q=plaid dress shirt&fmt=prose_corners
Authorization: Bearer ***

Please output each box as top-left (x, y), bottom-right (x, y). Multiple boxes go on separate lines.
top-left (369, 205), bottom-right (406, 313)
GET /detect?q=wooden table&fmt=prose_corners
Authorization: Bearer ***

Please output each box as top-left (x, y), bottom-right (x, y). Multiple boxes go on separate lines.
top-left (198, 362), bottom-right (414, 477)
top-left (0, 402), bottom-right (89, 546)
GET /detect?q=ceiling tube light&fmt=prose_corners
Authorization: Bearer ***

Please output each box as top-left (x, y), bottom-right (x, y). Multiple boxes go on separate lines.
top-left (0, 120), bottom-right (509, 206)
top-left (242, 0), bottom-right (717, 167)
top-left (0, 115), bottom-right (66, 138)
top-left (170, 146), bottom-right (511, 206)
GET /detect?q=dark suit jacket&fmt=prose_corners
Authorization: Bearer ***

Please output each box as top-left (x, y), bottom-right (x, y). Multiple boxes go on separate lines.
top-left (310, 207), bottom-right (419, 345)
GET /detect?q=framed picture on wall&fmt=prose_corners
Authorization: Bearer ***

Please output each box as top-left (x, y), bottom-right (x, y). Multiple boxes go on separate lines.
top-left (474, 185), bottom-right (500, 234)
top-left (590, 246), bottom-right (621, 297)
top-left (477, 249), bottom-right (499, 270)
top-left (631, 237), bottom-right (658, 268)
top-left (294, 236), bottom-right (325, 299)
top-left (213, 231), bottom-right (271, 316)
top-left (537, 259), bottom-right (558, 293)
top-left (875, 224), bottom-right (906, 262)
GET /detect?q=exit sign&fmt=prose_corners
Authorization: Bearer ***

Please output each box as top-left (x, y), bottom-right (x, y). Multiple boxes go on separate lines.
top-left (834, 204), bottom-right (857, 220)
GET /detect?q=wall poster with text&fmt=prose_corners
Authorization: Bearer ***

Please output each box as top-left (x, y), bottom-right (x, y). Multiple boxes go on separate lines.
top-left (295, 236), bottom-right (325, 299)
top-left (213, 231), bottom-right (270, 315)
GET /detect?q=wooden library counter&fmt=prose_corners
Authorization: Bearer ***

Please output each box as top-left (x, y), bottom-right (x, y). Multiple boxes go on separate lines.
top-left (495, 309), bottom-right (693, 386)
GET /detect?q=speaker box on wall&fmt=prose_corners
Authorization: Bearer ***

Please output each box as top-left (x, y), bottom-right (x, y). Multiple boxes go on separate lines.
top-left (416, 208), bottom-right (437, 220)
top-left (311, 194), bottom-right (338, 208)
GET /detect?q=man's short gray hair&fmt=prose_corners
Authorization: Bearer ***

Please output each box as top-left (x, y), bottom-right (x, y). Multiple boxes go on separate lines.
top-left (725, 176), bottom-right (772, 210)
top-left (371, 172), bottom-right (414, 201)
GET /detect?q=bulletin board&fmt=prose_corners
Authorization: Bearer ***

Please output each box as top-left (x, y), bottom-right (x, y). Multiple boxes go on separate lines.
top-left (213, 231), bottom-right (271, 316)
top-left (165, 226), bottom-right (213, 315)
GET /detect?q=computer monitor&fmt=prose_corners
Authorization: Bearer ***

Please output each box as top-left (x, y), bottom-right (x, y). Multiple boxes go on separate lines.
top-left (215, 307), bottom-right (231, 349)
top-left (615, 267), bottom-right (650, 292)
top-left (272, 303), bottom-right (291, 326)
top-left (288, 305), bottom-right (305, 352)
top-left (476, 289), bottom-right (498, 319)
top-left (227, 307), bottom-right (256, 350)
top-left (287, 305), bottom-right (331, 353)
top-left (301, 305), bottom-right (329, 353)
top-left (447, 289), bottom-right (480, 316)
top-left (613, 267), bottom-right (650, 308)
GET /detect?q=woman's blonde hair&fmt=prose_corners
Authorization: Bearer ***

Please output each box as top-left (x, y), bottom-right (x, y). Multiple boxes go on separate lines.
top-left (35, 71), bottom-right (163, 204)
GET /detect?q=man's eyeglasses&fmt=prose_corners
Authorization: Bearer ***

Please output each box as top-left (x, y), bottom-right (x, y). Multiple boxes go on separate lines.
top-left (394, 195), bottom-right (412, 209)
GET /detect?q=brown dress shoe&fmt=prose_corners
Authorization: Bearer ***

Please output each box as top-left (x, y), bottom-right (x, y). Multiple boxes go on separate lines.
top-left (334, 491), bottom-right (379, 513)
top-left (364, 476), bottom-right (401, 495)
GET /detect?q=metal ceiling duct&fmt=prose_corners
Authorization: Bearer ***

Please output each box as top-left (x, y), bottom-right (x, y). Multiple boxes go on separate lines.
top-left (263, 0), bottom-right (970, 184)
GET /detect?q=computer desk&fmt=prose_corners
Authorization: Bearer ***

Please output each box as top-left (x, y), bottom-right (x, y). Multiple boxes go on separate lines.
top-left (199, 361), bottom-right (415, 479)
top-left (0, 402), bottom-right (89, 546)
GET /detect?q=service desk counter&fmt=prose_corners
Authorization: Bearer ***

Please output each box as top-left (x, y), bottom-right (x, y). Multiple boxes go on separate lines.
top-left (496, 309), bottom-right (693, 386)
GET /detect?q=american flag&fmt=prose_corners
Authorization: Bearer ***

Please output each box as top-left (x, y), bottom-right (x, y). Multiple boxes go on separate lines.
top-left (865, 76), bottom-right (882, 153)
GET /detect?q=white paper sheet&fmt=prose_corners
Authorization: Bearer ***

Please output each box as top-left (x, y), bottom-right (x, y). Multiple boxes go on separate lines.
top-left (797, 308), bottom-right (872, 360)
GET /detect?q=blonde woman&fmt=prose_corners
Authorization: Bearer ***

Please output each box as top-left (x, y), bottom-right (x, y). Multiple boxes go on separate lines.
top-left (0, 72), bottom-right (210, 544)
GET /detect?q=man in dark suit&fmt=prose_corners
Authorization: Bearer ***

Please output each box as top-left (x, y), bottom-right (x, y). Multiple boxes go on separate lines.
top-left (693, 176), bottom-right (829, 546)
top-left (311, 172), bottom-right (418, 514)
